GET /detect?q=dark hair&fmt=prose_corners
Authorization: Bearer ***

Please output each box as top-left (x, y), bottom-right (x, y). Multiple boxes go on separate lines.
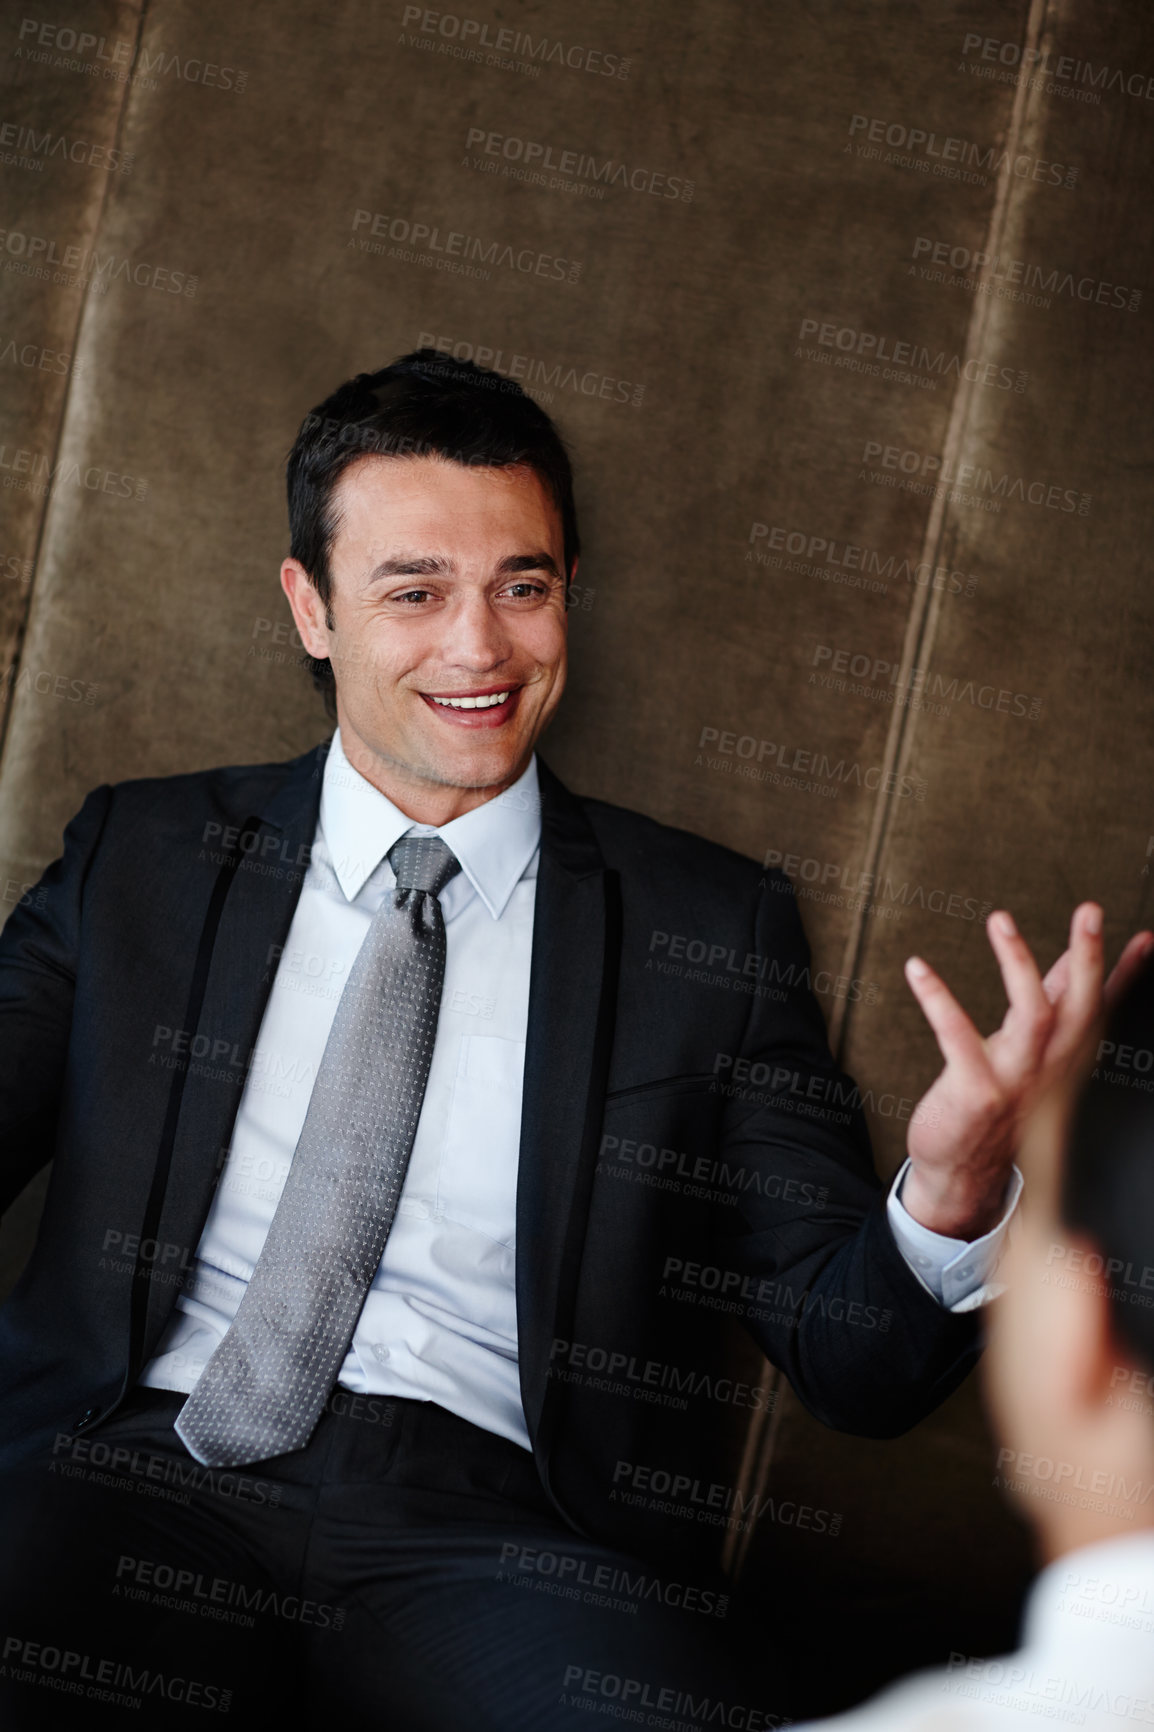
top-left (1064, 948), bottom-right (1154, 1373)
top-left (285, 348), bottom-right (581, 718)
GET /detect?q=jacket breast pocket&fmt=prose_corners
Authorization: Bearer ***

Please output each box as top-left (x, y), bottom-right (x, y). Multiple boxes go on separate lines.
top-left (436, 1034), bottom-right (525, 1247)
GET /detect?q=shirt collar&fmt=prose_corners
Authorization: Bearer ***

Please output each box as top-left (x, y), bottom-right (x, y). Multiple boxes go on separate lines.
top-left (318, 727), bottom-right (542, 920)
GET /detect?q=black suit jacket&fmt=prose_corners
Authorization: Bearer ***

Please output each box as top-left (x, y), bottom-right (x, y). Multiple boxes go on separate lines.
top-left (0, 738), bottom-right (979, 1567)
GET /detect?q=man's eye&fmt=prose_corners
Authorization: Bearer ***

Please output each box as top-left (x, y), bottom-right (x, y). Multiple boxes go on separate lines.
top-left (394, 589), bottom-right (433, 604)
top-left (504, 582), bottom-right (547, 599)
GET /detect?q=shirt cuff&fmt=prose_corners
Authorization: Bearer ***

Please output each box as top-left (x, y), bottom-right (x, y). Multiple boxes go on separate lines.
top-left (885, 1158), bottom-right (1023, 1312)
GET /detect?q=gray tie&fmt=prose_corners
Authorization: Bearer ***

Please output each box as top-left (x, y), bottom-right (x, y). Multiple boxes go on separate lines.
top-left (174, 831), bottom-right (462, 1468)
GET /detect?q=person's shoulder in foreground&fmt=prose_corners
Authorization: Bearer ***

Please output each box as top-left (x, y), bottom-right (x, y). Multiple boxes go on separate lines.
top-left (789, 947), bottom-right (1154, 1731)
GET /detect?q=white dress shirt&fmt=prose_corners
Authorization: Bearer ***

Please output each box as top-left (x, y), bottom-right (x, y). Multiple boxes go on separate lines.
top-left (888, 1160), bottom-right (1022, 1311)
top-left (141, 727), bottom-right (540, 1449)
top-left (792, 1529), bottom-right (1154, 1731)
top-left (140, 726), bottom-right (1018, 1449)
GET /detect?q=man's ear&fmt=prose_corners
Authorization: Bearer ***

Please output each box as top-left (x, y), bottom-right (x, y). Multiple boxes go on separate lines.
top-left (281, 559), bottom-right (331, 659)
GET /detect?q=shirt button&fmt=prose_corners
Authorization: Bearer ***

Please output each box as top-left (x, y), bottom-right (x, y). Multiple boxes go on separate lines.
top-left (916, 1256), bottom-right (932, 1269)
top-left (372, 1344), bottom-right (391, 1362)
top-left (959, 1266), bottom-right (974, 1280)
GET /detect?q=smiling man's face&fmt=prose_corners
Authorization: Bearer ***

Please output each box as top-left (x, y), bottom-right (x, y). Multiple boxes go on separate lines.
top-left (281, 453), bottom-right (572, 823)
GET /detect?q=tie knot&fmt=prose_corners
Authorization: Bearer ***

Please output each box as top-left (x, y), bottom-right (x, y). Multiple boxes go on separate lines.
top-left (387, 832), bottom-right (461, 898)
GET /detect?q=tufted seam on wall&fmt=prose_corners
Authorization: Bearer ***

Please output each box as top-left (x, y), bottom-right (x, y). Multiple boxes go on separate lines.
top-left (727, 0), bottom-right (1057, 1582)
top-left (0, 0), bottom-right (149, 782)
top-left (826, 0), bottom-right (1056, 1062)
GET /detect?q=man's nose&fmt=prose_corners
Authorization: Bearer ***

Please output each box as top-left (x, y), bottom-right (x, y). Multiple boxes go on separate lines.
top-left (440, 596), bottom-right (512, 666)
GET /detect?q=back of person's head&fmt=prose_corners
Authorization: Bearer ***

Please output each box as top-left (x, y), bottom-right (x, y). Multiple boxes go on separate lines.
top-left (284, 349), bottom-right (580, 717)
top-left (1064, 952), bottom-right (1154, 1377)
top-left (985, 946), bottom-right (1154, 1563)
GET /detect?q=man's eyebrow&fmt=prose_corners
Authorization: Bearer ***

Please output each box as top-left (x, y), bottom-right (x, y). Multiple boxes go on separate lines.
top-left (363, 550), bottom-right (563, 584)
top-left (495, 550), bottom-right (563, 579)
top-left (364, 553), bottom-right (453, 583)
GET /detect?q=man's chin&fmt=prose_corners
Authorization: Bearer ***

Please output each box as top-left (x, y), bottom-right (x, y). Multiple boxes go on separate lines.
top-left (398, 734), bottom-right (531, 798)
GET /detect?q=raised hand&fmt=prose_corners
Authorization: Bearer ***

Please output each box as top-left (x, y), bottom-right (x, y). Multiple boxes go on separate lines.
top-left (900, 905), bottom-right (1154, 1239)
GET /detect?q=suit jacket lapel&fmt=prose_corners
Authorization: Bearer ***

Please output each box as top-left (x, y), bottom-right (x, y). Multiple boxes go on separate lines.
top-left (136, 739), bottom-right (330, 1362)
top-left (517, 756), bottom-right (621, 1463)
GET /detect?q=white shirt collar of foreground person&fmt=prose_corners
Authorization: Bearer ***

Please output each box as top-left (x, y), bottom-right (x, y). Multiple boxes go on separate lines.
top-left (793, 1528), bottom-right (1154, 1730)
top-left (321, 723), bottom-right (542, 916)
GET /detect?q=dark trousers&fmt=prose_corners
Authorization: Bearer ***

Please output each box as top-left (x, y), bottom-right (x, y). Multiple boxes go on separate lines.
top-left (0, 1384), bottom-right (781, 1730)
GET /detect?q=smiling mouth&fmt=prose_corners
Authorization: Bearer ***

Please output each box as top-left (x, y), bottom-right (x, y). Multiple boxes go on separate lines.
top-left (417, 684), bottom-right (523, 726)
top-left (426, 690), bottom-right (513, 710)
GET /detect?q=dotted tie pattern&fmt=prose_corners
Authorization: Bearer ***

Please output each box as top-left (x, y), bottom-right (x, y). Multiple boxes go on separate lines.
top-left (174, 832), bottom-right (462, 1468)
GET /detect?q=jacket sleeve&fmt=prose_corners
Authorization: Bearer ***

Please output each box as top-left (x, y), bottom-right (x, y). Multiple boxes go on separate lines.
top-left (706, 867), bottom-right (981, 1437)
top-left (0, 784), bottom-right (112, 1215)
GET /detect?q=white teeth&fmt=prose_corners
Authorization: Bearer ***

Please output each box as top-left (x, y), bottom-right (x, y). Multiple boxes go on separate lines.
top-left (430, 691), bottom-right (511, 709)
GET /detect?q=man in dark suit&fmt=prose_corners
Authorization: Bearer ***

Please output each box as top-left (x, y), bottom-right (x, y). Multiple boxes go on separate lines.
top-left (0, 350), bottom-right (1144, 1729)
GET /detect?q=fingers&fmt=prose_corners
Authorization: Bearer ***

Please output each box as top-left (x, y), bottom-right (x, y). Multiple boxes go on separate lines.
top-left (1040, 947), bottom-right (1070, 1005)
top-left (1048, 903), bottom-right (1104, 1049)
top-left (907, 913), bottom-right (1154, 1101)
top-left (985, 910), bottom-right (1054, 1071)
top-left (903, 954), bottom-right (989, 1081)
